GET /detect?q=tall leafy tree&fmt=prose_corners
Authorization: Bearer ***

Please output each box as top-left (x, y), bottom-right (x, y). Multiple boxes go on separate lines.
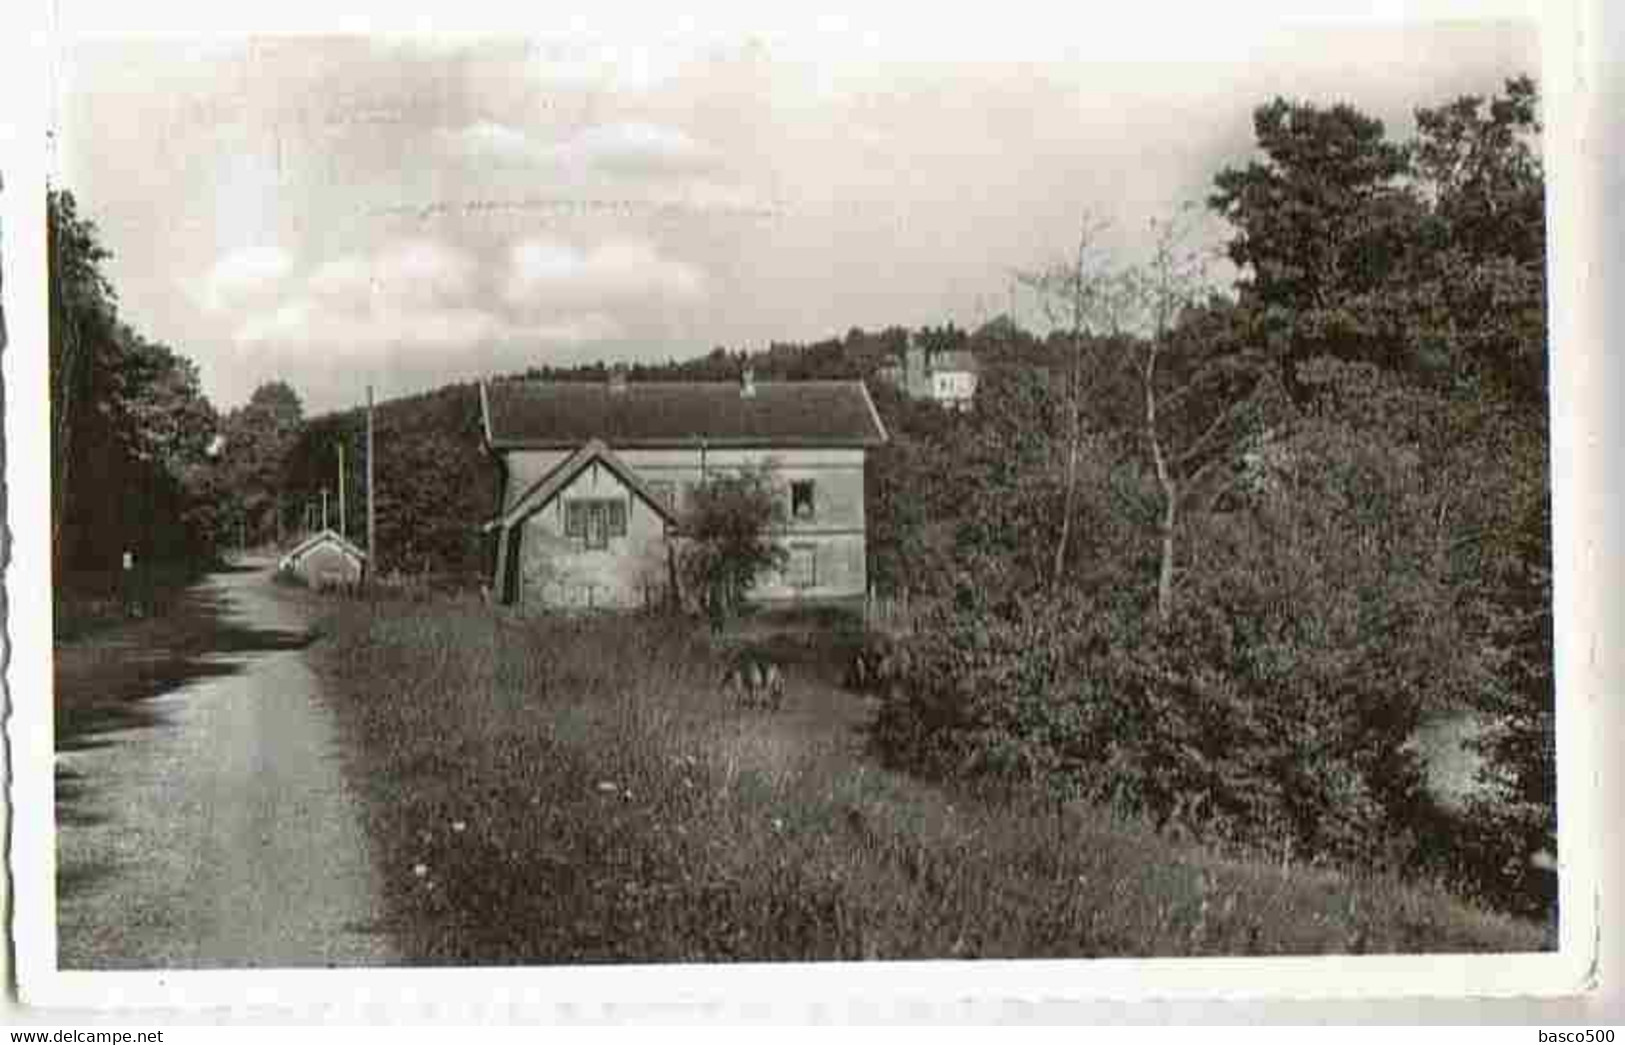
top-left (1209, 98), bottom-right (1419, 397)
top-left (1408, 75), bottom-right (1547, 402)
top-left (50, 189), bottom-right (223, 574)
top-left (49, 190), bottom-right (118, 572)
top-left (219, 380), bottom-right (305, 545)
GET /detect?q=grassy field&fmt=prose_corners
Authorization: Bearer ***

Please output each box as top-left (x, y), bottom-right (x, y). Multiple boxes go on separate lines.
top-left (308, 597), bottom-right (1548, 963)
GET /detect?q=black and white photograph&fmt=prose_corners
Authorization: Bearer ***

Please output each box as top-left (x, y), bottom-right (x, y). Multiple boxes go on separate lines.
top-left (8, 0), bottom-right (1609, 1014)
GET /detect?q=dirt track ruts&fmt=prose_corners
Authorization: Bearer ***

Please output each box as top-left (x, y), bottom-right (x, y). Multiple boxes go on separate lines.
top-left (55, 562), bottom-right (397, 968)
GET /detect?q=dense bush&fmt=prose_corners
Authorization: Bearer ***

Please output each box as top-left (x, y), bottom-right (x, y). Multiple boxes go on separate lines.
top-left (873, 358), bottom-right (1497, 874)
top-left (675, 464), bottom-right (789, 628)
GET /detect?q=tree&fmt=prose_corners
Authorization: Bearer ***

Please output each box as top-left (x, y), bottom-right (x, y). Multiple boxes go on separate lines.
top-left (1016, 214), bottom-right (1136, 589)
top-left (218, 380), bottom-right (305, 545)
top-left (675, 464), bottom-right (788, 628)
top-left (1208, 98), bottom-right (1419, 397)
top-left (49, 189), bottom-right (117, 573)
top-left (50, 190), bottom-right (224, 574)
top-left (1407, 75), bottom-right (1547, 403)
top-left (1130, 215), bottom-right (1287, 624)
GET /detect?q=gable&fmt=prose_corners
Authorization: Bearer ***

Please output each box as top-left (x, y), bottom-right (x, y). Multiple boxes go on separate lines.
top-left (491, 439), bottom-right (679, 531)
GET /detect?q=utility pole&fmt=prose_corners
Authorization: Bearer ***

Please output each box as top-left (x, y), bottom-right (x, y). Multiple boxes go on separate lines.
top-left (367, 385), bottom-right (377, 580)
top-left (338, 441), bottom-right (347, 540)
top-left (322, 488), bottom-right (329, 531)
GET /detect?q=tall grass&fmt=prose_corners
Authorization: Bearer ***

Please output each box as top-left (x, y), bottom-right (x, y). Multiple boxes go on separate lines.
top-left (312, 599), bottom-right (1546, 964)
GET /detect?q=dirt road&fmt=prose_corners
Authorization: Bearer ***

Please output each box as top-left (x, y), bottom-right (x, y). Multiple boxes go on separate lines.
top-left (54, 562), bottom-right (397, 968)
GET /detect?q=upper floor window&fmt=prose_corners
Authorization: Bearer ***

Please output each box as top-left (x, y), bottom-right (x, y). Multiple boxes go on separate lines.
top-left (646, 479), bottom-right (677, 513)
top-left (790, 480), bottom-right (816, 521)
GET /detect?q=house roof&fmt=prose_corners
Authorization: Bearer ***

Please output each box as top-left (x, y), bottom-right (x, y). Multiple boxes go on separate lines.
top-left (482, 378), bottom-right (889, 449)
top-left (279, 528), bottom-right (367, 569)
top-left (486, 439), bottom-right (680, 532)
top-left (932, 350), bottom-right (981, 374)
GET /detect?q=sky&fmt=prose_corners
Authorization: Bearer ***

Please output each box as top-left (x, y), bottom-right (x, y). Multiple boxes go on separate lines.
top-left (54, 18), bottom-right (1538, 415)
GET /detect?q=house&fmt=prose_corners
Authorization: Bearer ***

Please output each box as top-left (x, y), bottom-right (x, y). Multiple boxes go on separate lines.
top-left (480, 368), bottom-right (889, 610)
top-left (927, 349), bottom-right (981, 410)
top-left (278, 528), bottom-right (367, 588)
top-left (877, 338), bottom-right (981, 409)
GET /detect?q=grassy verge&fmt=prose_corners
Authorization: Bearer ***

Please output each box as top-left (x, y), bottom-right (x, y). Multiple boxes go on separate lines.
top-left (310, 598), bottom-right (1547, 963)
top-left (54, 559), bottom-right (215, 641)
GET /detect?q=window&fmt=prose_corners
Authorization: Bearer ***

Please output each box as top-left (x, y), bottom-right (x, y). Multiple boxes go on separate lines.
top-left (786, 544), bottom-right (817, 588)
top-left (563, 498), bottom-right (626, 550)
top-left (790, 480), bottom-right (816, 521)
top-left (646, 480), bottom-right (677, 513)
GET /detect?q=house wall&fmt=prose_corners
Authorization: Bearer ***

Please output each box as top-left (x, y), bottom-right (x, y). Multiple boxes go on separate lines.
top-left (500, 445), bottom-right (871, 606)
top-left (932, 369), bottom-right (978, 409)
top-left (515, 460), bottom-right (669, 609)
top-left (291, 542), bottom-right (364, 587)
top-left (619, 446), bottom-right (869, 601)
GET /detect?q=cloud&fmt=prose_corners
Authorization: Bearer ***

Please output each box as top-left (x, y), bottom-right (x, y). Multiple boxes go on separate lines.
top-left (434, 120), bottom-right (539, 163)
top-left (435, 120), bottom-right (716, 179)
top-left (308, 239), bottom-right (477, 309)
top-left (565, 122), bottom-right (716, 177)
top-left (234, 299), bottom-right (620, 354)
top-left (527, 43), bottom-right (695, 95)
top-left (197, 244), bottom-right (294, 312)
top-left (504, 235), bottom-right (708, 311)
top-left (228, 232), bottom-right (700, 364)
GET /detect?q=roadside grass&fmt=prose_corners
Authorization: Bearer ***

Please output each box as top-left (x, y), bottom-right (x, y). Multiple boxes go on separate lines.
top-left (311, 598), bottom-right (1546, 963)
top-left (54, 559), bottom-right (216, 641)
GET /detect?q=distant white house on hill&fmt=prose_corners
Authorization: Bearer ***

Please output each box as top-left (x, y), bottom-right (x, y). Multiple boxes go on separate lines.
top-left (479, 368), bottom-right (889, 611)
top-left (877, 338), bottom-right (981, 410)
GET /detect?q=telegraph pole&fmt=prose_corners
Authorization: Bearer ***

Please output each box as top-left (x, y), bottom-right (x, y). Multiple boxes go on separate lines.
top-left (367, 385), bottom-right (377, 580)
top-left (338, 441), bottom-right (347, 539)
top-left (321, 488), bottom-right (329, 531)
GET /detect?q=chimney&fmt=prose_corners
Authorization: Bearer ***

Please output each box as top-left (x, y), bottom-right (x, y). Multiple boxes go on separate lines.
top-left (740, 364), bottom-right (756, 398)
top-left (608, 363), bottom-right (628, 394)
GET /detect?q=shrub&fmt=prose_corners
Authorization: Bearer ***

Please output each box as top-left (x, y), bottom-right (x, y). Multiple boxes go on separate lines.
top-left (873, 392), bottom-right (1489, 874)
top-left (674, 463), bottom-right (789, 628)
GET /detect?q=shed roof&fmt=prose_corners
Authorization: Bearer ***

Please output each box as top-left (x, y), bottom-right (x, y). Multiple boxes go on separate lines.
top-left (482, 378), bottom-right (888, 449)
top-left (278, 529), bottom-right (367, 570)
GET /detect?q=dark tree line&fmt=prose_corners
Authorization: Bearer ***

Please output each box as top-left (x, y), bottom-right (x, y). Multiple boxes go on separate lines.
top-left (49, 190), bottom-right (223, 598)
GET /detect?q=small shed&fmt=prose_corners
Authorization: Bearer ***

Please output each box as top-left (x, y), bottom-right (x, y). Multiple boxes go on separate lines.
top-left (279, 529), bottom-right (367, 588)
